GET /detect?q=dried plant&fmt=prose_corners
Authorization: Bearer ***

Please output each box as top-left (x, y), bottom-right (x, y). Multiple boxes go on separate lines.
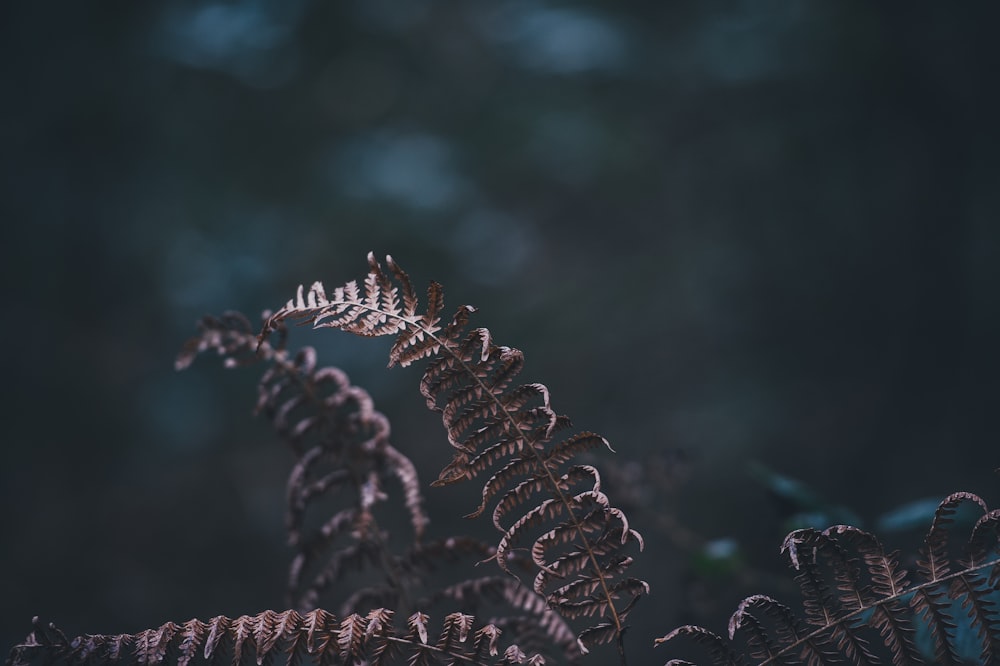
top-left (658, 491), bottom-right (1000, 665)
top-left (7, 253), bottom-right (999, 666)
top-left (256, 253), bottom-right (647, 659)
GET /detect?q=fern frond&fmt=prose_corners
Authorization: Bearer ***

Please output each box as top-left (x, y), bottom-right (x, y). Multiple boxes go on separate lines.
top-left (175, 308), bottom-right (581, 662)
top-left (259, 253), bottom-right (648, 654)
top-left (176, 313), bottom-right (445, 617)
top-left (6, 612), bottom-right (544, 666)
top-left (657, 492), bottom-right (1000, 665)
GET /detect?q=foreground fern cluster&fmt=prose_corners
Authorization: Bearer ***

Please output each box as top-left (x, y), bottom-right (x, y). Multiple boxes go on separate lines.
top-left (8, 253), bottom-right (1000, 666)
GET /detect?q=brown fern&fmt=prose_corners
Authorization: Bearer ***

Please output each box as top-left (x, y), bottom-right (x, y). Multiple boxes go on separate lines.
top-left (258, 253), bottom-right (648, 659)
top-left (10, 252), bottom-right (1000, 666)
top-left (176, 310), bottom-right (427, 613)
top-left (656, 491), bottom-right (1000, 665)
top-left (6, 611), bottom-right (547, 666)
top-left (5, 305), bottom-right (565, 666)
top-left (173, 310), bottom-right (578, 661)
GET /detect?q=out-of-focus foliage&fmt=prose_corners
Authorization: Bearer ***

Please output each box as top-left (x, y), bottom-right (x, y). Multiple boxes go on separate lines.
top-left (3, 2), bottom-right (1000, 663)
top-left (749, 461), bottom-right (864, 532)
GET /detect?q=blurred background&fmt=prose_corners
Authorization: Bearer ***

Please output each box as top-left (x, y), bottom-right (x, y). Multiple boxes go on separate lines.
top-left (3, 2), bottom-right (1000, 663)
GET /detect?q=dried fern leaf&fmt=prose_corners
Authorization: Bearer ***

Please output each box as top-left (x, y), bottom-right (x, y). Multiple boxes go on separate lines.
top-left (657, 492), bottom-right (1000, 665)
top-left (176, 313), bottom-right (430, 614)
top-left (259, 253), bottom-right (648, 652)
top-left (175, 312), bottom-right (574, 661)
top-left (6, 612), bottom-right (545, 666)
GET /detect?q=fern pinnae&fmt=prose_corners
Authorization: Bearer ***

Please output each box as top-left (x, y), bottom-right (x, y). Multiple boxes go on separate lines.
top-left (659, 492), bottom-right (1000, 665)
top-left (954, 507), bottom-right (1000, 662)
top-left (910, 492), bottom-right (986, 665)
top-left (656, 625), bottom-right (743, 666)
top-left (12, 608), bottom-right (543, 666)
top-left (467, 433), bottom-right (605, 525)
top-left (260, 253), bottom-right (648, 657)
top-left (727, 596), bottom-right (787, 663)
top-left (795, 530), bottom-right (881, 664)
top-left (920, 492), bottom-right (985, 581)
top-left (967, 508), bottom-right (1000, 570)
top-left (493, 465), bottom-right (602, 537)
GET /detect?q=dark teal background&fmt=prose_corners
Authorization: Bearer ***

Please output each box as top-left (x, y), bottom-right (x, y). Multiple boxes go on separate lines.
top-left (3, 3), bottom-right (1000, 663)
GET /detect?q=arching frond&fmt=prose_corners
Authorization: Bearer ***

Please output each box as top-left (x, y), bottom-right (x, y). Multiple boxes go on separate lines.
top-left (259, 253), bottom-right (648, 654)
top-left (176, 311), bottom-right (428, 613)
